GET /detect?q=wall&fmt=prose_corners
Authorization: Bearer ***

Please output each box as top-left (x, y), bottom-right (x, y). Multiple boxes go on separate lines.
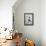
top-left (41, 0), bottom-right (46, 46)
top-left (0, 0), bottom-right (16, 30)
top-left (13, 0), bottom-right (41, 46)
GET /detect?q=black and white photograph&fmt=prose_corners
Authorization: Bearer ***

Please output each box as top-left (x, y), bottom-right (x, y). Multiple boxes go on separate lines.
top-left (24, 13), bottom-right (34, 25)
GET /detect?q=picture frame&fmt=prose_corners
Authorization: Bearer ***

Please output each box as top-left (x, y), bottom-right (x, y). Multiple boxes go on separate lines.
top-left (24, 13), bottom-right (34, 25)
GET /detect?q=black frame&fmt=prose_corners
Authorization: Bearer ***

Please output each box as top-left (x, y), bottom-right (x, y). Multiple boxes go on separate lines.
top-left (24, 13), bottom-right (34, 26)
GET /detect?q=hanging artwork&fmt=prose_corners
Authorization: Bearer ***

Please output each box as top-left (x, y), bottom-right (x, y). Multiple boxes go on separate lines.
top-left (24, 13), bottom-right (34, 25)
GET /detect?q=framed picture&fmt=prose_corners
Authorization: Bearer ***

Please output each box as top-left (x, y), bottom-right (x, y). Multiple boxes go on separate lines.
top-left (24, 13), bottom-right (34, 25)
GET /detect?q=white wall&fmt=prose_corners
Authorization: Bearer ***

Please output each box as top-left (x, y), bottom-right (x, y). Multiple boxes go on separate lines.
top-left (0, 0), bottom-right (16, 30)
top-left (13, 0), bottom-right (41, 46)
top-left (41, 0), bottom-right (46, 46)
